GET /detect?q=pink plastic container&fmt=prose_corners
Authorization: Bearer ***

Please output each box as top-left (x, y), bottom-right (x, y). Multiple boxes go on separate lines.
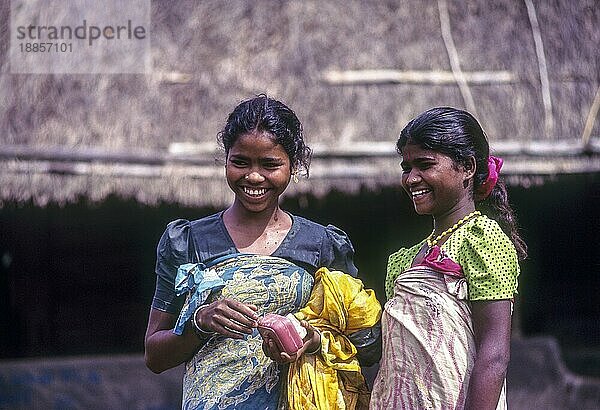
top-left (257, 313), bottom-right (304, 355)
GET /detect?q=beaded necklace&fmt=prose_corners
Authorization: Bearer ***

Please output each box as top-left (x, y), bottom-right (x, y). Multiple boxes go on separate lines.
top-left (427, 210), bottom-right (481, 248)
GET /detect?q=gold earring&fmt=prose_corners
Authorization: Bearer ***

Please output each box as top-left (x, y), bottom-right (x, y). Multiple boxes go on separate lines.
top-left (292, 173), bottom-right (299, 184)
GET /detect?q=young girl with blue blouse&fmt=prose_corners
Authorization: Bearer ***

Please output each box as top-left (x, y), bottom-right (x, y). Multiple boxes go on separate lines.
top-left (144, 95), bottom-right (380, 410)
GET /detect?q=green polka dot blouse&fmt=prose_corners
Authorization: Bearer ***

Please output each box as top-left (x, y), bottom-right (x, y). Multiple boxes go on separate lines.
top-left (385, 214), bottom-right (520, 301)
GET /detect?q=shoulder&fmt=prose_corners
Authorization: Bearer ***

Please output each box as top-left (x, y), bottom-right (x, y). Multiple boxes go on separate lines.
top-left (290, 214), bottom-right (354, 245)
top-left (459, 215), bottom-right (516, 258)
top-left (290, 214), bottom-right (329, 235)
top-left (468, 214), bottom-right (508, 239)
top-left (288, 213), bottom-right (358, 275)
top-left (385, 241), bottom-right (423, 299)
top-left (388, 242), bottom-right (422, 271)
top-left (449, 215), bottom-right (520, 300)
top-left (160, 212), bottom-right (221, 243)
top-left (158, 218), bottom-right (191, 255)
top-left (188, 211), bottom-right (224, 234)
top-left (158, 212), bottom-right (224, 260)
top-left (155, 219), bottom-right (191, 283)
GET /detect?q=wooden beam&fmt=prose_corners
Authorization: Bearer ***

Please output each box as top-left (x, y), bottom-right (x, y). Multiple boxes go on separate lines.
top-left (0, 140), bottom-right (598, 166)
top-left (3, 154), bottom-right (599, 179)
top-left (525, 0), bottom-right (554, 136)
top-left (0, 144), bottom-right (219, 165)
top-left (322, 69), bottom-right (516, 85)
top-left (582, 85), bottom-right (600, 146)
top-left (438, 0), bottom-right (477, 115)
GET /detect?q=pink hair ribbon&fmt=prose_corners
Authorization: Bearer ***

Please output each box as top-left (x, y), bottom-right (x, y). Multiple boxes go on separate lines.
top-left (477, 155), bottom-right (503, 200)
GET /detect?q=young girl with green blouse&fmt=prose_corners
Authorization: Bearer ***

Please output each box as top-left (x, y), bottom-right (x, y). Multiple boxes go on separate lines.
top-left (371, 107), bottom-right (527, 410)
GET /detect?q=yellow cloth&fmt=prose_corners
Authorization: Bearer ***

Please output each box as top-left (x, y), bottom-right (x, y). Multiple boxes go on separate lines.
top-left (288, 267), bottom-right (382, 410)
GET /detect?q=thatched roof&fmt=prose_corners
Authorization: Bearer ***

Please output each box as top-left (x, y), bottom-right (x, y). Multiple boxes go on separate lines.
top-left (1, 0), bottom-right (599, 207)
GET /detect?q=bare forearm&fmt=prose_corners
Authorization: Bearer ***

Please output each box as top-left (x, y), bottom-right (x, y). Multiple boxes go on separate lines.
top-left (467, 299), bottom-right (512, 410)
top-left (144, 299), bottom-right (258, 373)
top-left (145, 325), bottom-right (202, 373)
top-left (464, 351), bottom-right (509, 409)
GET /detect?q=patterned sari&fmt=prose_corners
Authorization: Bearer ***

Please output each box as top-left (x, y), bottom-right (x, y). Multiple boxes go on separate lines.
top-left (371, 247), bottom-right (507, 410)
top-left (174, 253), bottom-right (314, 410)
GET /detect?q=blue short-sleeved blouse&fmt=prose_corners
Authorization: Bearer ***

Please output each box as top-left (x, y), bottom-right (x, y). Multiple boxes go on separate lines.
top-left (152, 211), bottom-right (358, 314)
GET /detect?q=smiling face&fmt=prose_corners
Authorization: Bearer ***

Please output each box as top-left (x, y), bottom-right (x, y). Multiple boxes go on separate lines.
top-left (226, 130), bottom-right (292, 215)
top-left (400, 143), bottom-right (475, 219)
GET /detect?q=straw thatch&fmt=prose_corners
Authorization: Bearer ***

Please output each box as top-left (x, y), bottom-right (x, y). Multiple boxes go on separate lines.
top-left (1, 0), bottom-right (599, 207)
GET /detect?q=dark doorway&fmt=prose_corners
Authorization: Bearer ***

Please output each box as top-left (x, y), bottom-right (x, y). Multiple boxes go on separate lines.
top-left (1, 173), bottom-right (598, 376)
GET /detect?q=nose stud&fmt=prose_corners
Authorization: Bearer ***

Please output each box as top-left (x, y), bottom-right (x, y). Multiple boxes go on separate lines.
top-left (244, 172), bottom-right (266, 182)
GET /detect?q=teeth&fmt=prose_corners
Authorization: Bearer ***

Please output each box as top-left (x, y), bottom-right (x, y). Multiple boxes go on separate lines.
top-left (412, 189), bottom-right (430, 197)
top-left (243, 187), bottom-right (267, 197)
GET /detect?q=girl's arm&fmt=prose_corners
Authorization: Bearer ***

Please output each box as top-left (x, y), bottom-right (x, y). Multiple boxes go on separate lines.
top-left (144, 299), bottom-right (259, 373)
top-left (465, 299), bottom-right (513, 410)
top-left (144, 308), bottom-right (203, 373)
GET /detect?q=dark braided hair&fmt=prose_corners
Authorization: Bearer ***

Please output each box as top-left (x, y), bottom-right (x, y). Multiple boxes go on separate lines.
top-left (218, 94), bottom-right (312, 176)
top-left (397, 107), bottom-right (527, 260)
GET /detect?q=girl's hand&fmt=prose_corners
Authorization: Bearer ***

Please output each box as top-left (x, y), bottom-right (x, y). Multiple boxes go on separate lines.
top-left (195, 298), bottom-right (258, 339)
top-left (262, 320), bottom-right (321, 364)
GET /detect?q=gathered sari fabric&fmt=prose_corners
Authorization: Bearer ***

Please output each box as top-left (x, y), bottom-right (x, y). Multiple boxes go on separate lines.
top-left (288, 267), bottom-right (382, 410)
top-left (178, 253), bottom-right (314, 410)
top-left (371, 256), bottom-right (507, 409)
